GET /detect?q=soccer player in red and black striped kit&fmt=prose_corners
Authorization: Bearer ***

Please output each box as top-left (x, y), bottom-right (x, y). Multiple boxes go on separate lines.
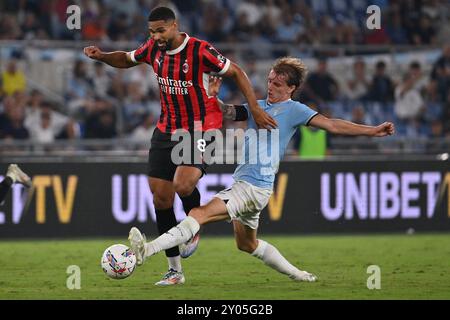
top-left (84, 7), bottom-right (276, 285)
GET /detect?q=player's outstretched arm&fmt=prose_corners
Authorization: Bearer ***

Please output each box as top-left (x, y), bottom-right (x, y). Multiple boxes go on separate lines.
top-left (309, 114), bottom-right (395, 137)
top-left (83, 46), bottom-right (138, 68)
top-left (223, 62), bottom-right (277, 129)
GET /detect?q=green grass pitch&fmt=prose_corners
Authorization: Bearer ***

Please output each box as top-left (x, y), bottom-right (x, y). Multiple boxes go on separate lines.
top-left (1, 234), bottom-right (449, 300)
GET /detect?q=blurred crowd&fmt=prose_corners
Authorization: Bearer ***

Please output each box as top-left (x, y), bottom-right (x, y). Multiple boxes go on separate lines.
top-left (296, 45), bottom-right (450, 139)
top-left (0, 0), bottom-right (449, 153)
top-left (0, 0), bottom-right (449, 45)
top-left (1, 44), bottom-right (449, 146)
top-left (0, 58), bottom-right (161, 143)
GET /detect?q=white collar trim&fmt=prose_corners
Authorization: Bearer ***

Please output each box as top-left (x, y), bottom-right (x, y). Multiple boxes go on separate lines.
top-left (267, 98), bottom-right (292, 106)
top-left (166, 33), bottom-right (190, 55)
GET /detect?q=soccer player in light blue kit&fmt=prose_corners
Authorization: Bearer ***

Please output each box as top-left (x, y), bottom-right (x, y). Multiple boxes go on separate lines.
top-left (129, 57), bottom-right (395, 283)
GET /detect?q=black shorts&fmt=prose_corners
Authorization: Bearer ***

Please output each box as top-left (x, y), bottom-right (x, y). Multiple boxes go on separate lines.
top-left (148, 127), bottom-right (216, 181)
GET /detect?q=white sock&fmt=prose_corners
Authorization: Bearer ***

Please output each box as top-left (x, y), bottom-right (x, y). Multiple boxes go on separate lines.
top-left (251, 239), bottom-right (301, 278)
top-left (145, 216), bottom-right (200, 258)
top-left (168, 256), bottom-right (182, 272)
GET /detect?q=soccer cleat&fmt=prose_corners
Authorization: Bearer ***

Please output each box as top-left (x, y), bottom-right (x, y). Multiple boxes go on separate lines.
top-left (128, 227), bottom-right (146, 266)
top-left (7, 164), bottom-right (32, 188)
top-left (155, 268), bottom-right (185, 286)
top-left (179, 232), bottom-right (200, 259)
top-left (290, 270), bottom-right (317, 282)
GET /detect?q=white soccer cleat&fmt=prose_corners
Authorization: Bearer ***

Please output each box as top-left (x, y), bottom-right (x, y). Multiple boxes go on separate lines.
top-left (7, 164), bottom-right (32, 188)
top-left (128, 227), bottom-right (146, 266)
top-left (291, 270), bottom-right (317, 282)
top-left (179, 232), bottom-right (200, 259)
top-left (155, 268), bottom-right (185, 286)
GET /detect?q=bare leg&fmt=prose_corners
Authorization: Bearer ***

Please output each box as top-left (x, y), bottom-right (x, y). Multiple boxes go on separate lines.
top-left (232, 220), bottom-right (258, 253)
top-left (148, 177), bottom-right (175, 209)
top-left (173, 166), bottom-right (202, 227)
top-left (173, 166), bottom-right (202, 197)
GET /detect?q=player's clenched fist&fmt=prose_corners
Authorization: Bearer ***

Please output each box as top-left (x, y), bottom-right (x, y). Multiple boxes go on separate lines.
top-left (83, 46), bottom-right (103, 60)
top-left (373, 122), bottom-right (395, 137)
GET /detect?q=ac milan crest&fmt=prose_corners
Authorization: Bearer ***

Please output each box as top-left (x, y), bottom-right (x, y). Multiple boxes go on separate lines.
top-left (183, 60), bottom-right (189, 73)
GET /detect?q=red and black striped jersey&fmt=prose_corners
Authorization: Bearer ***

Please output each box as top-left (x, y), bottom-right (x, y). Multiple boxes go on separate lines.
top-left (130, 33), bottom-right (230, 133)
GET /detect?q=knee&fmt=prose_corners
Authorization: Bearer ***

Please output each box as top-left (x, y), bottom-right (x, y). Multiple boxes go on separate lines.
top-left (189, 207), bottom-right (204, 221)
top-left (236, 240), bottom-right (257, 254)
top-left (173, 179), bottom-right (195, 197)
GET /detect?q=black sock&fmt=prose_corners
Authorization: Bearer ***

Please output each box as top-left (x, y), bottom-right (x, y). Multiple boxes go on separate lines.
top-left (155, 207), bottom-right (180, 257)
top-left (180, 187), bottom-right (200, 216)
top-left (0, 177), bottom-right (13, 205)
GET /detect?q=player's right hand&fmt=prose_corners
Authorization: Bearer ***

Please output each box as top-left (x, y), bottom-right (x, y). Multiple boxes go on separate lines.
top-left (253, 109), bottom-right (278, 130)
top-left (208, 76), bottom-right (222, 97)
top-left (83, 46), bottom-right (103, 60)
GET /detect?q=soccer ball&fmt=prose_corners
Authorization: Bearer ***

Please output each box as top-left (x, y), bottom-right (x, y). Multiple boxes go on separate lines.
top-left (101, 244), bottom-right (136, 279)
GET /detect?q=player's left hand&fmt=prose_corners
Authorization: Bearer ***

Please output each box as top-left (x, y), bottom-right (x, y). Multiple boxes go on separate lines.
top-left (373, 122), bottom-right (395, 137)
top-left (83, 46), bottom-right (103, 60)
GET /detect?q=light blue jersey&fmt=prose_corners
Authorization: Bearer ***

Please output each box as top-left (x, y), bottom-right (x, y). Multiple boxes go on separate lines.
top-left (233, 99), bottom-right (317, 189)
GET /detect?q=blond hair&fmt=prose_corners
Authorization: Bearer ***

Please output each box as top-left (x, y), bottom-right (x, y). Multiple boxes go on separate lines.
top-left (271, 57), bottom-right (308, 96)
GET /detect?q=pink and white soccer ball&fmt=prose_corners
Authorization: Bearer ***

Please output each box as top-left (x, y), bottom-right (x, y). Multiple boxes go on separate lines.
top-left (101, 244), bottom-right (136, 279)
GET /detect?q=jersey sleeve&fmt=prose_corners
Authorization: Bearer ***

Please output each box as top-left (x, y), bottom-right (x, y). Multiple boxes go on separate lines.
top-left (201, 43), bottom-right (231, 75)
top-left (129, 38), bottom-right (154, 64)
top-left (290, 102), bottom-right (318, 127)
